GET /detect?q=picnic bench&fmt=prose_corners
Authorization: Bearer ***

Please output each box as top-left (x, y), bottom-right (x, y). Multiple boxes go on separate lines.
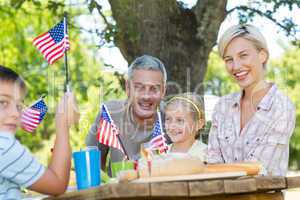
top-left (43, 176), bottom-right (300, 200)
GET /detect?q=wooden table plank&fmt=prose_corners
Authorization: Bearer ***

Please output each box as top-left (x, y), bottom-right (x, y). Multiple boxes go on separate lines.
top-left (43, 187), bottom-right (102, 200)
top-left (94, 182), bottom-right (150, 199)
top-left (190, 192), bottom-right (283, 200)
top-left (286, 176), bottom-right (300, 189)
top-left (43, 176), bottom-right (300, 199)
top-left (255, 176), bottom-right (286, 191)
top-left (189, 180), bottom-right (224, 197)
top-left (43, 183), bottom-right (150, 200)
top-left (150, 182), bottom-right (188, 197)
top-left (224, 178), bottom-right (257, 194)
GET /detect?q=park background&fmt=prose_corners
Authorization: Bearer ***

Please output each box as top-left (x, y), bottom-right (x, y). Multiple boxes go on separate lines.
top-left (1, 0), bottom-right (300, 172)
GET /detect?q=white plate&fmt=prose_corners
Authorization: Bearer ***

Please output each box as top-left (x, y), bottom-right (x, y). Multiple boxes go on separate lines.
top-left (132, 171), bottom-right (247, 183)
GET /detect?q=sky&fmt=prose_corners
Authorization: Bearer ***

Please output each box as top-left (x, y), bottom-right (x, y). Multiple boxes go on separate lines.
top-left (77, 0), bottom-right (300, 73)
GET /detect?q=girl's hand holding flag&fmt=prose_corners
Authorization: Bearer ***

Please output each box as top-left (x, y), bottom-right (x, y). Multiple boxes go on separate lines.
top-left (148, 111), bottom-right (168, 154)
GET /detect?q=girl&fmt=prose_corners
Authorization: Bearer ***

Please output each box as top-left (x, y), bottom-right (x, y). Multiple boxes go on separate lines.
top-left (165, 93), bottom-right (207, 161)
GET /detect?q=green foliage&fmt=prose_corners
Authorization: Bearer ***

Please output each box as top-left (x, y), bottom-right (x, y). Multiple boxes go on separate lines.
top-left (269, 48), bottom-right (300, 169)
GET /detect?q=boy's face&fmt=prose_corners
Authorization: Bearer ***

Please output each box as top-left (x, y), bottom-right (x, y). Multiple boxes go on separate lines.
top-left (0, 81), bottom-right (25, 134)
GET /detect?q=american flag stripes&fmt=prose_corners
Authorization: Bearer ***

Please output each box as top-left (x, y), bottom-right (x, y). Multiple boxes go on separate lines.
top-left (97, 104), bottom-right (123, 152)
top-left (33, 20), bottom-right (70, 64)
top-left (149, 111), bottom-right (168, 153)
top-left (21, 98), bottom-right (48, 133)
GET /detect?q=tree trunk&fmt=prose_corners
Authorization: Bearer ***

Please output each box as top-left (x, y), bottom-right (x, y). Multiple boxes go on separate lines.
top-left (108, 0), bottom-right (227, 95)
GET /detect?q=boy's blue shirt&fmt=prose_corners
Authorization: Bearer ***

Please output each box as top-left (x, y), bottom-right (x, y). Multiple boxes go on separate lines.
top-left (0, 131), bottom-right (45, 200)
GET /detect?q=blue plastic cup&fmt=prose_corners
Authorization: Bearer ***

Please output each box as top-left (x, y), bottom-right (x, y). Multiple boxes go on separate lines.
top-left (72, 147), bottom-right (101, 190)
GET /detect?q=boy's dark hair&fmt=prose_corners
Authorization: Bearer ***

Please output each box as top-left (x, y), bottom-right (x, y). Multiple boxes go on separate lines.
top-left (0, 65), bottom-right (26, 90)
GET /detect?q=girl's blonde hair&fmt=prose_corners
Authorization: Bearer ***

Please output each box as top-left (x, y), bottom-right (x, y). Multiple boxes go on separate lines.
top-left (166, 93), bottom-right (205, 139)
top-left (218, 24), bottom-right (269, 68)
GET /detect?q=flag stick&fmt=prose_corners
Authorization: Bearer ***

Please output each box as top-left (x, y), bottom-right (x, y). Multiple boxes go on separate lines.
top-left (157, 110), bottom-right (167, 154)
top-left (41, 94), bottom-right (47, 99)
top-left (27, 94), bottom-right (47, 108)
top-left (63, 12), bottom-right (70, 92)
top-left (116, 134), bottom-right (129, 160)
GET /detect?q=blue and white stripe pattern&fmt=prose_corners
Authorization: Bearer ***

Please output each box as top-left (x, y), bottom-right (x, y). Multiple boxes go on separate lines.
top-left (0, 132), bottom-right (45, 200)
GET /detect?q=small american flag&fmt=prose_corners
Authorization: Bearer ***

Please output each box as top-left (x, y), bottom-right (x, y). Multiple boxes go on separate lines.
top-left (97, 104), bottom-right (123, 152)
top-left (33, 20), bottom-right (69, 64)
top-left (149, 112), bottom-right (167, 153)
top-left (21, 98), bottom-right (48, 133)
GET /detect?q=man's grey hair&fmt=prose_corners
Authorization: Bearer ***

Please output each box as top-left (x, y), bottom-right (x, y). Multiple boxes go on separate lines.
top-left (127, 55), bottom-right (167, 84)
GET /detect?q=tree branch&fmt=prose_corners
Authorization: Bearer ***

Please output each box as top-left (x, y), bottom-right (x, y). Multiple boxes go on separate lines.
top-left (69, 23), bottom-right (95, 34)
top-left (89, 0), bottom-right (116, 45)
top-left (193, 0), bottom-right (227, 44)
top-left (227, 5), bottom-right (297, 36)
top-left (89, 0), bottom-right (113, 29)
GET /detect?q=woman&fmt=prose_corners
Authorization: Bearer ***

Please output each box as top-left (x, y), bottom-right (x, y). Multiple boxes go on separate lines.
top-left (207, 24), bottom-right (295, 176)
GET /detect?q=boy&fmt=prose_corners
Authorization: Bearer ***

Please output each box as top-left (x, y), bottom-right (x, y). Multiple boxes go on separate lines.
top-left (0, 65), bottom-right (79, 199)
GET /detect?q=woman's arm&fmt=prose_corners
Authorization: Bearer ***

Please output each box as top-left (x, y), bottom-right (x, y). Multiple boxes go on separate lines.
top-left (245, 106), bottom-right (296, 176)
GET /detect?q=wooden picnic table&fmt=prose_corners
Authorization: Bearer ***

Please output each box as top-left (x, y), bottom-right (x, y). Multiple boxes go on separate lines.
top-left (43, 176), bottom-right (300, 200)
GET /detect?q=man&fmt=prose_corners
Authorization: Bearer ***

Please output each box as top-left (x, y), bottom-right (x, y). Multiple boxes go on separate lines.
top-left (85, 55), bottom-right (167, 170)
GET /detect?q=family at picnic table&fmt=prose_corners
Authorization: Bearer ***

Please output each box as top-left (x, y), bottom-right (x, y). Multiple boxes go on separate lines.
top-left (0, 24), bottom-right (296, 199)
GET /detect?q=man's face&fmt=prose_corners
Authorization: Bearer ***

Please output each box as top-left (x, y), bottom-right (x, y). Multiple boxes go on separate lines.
top-left (0, 81), bottom-right (24, 134)
top-left (126, 69), bottom-right (166, 121)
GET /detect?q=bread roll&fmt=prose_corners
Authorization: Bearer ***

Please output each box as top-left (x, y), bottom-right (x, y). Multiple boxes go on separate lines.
top-left (138, 153), bottom-right (205, 178)
top-left (204, 162), bottom-right (261, 176)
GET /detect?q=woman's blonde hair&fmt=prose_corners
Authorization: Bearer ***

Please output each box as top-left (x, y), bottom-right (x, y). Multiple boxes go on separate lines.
top-left (166, 93), bottom-right (205, 139)
top-left (218, 24), bottom-right (269, 68)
